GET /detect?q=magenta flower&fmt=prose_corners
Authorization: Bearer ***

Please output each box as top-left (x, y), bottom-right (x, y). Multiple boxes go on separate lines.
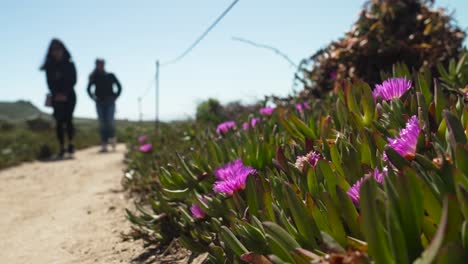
top-left (242, 118), bottom-right (261, 130)
top-left (347, 167), bottom-right (389, 205)
top-left (190, 197), bottom-right (207, 219)
top-left (139, 143), bottom-right (152, 152)
top-left (138, 135), bottom-right (148, 143)
top-left (295, 102), bottom-right (310, 113)
top-left (259, 106), bottom-right (275, 116)
top-left (251, 117), bottom-right (260, 127)
top-left (386, 115), bottom-right (422, 160)
top-left (216, 121), bottom-right (236, 134)
top-left (373, 77), bottom-right (412, 101)
top-left (347, 176), bottom-right (368, 205)
top-left (295, 151), bottom-right (322, 172)
top-left (372, 167), bottom-right (388, 184)
top-left (190, 204), bottom-right (205, 219)
top-left (213, 159), bottom-right (256, 195)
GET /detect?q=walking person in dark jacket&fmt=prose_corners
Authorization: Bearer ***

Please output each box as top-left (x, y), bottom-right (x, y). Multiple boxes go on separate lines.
top-left (87, 59), bottom-right (122, 152)
top-left (41, 39), bottom-right (77, 158)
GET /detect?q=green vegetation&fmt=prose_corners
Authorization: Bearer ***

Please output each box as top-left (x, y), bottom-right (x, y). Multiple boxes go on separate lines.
top-left (0, 100), bottom-right (140, 169)
top-left (122, 0), bottom-right (468, 261)
top-left (196, 98), bottom-right (226, 125)
top-left (0, 123), bottom-right (98, 168)
top-left (196, 98), bottom-right (260, 127)
top-left (0, 100), bottom-right (50, 121)
top-left (124, 53), bottom-right (468, 263)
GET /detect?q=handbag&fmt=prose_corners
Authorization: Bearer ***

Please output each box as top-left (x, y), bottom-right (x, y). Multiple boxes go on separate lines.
top-left (45, 93), bottom-right (52, 107)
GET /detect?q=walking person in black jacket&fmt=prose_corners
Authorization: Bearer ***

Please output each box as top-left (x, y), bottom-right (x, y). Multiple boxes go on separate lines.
top-left (41, 39), bottom-right (77, 158)
top-left (87, 59), bottom-right (122, 152)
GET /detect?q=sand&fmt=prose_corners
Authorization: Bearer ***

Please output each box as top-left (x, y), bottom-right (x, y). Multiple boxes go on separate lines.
top-left (0, 144), bottom-right (148, 264)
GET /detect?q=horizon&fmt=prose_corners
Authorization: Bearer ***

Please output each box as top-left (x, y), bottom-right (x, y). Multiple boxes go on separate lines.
top-left (1, 0), bottom-right (467, 122)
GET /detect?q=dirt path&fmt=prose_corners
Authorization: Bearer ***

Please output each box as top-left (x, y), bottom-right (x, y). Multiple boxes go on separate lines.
top-left (0, 145), bottom-right (147, 264)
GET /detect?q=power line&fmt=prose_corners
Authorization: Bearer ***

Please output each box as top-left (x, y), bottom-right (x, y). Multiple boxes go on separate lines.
top-left (232, 36), bottom-right (297, 68)
top-left (138, 0), bottom-right (240, 123)
top-left (161, 0), bottom-right (240, 66)
top-left (138, 0), bottom-right (239, 98)
top-left (140, 78), bottom-right (155, 98)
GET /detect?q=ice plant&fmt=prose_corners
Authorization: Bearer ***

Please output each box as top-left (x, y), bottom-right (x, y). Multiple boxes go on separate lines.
top-left (347, 167), bottom-right (388, 205)
top-left (213, 159), bottom-right (256, 195)
top-left (190, 197), bottom-right (207, 219)
top-left (250, 117), bottom-right (260, 127)
top-left (242, 118), bottom-right (260, 130)
top-left (294, 151), bottom-right (322, 171)
top-left (372, 167), bottom-right (388, 184)
top-left (295, 102), bottom-right (310, 113)
top-left (387, 115), bottom-right (422, 160)
top-left (347, 176), bottom-right (368, 205)
top-left (138, 135), bottom-right (148, 143)
top-left (373, 77), bottom-right (412, 101)
top-left (216, 121), bottom-right (236, 134)
top-left (259, 106), bottom-right (275, 116)
top-left (139, 143), bottom-right (152, 152)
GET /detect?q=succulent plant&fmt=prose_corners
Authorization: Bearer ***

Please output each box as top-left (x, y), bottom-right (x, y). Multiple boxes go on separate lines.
top-left (124, 53), bottom-right (468, 263)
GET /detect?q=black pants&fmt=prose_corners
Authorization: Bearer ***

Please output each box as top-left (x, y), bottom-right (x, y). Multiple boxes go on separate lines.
top-left (52, 91), bottom-right (76, 148)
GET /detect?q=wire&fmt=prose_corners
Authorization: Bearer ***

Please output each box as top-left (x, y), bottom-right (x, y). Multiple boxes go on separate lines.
top-left (161, 0), bottom-right (240, 66)
top-left (140, 78), bottom-right (155, 98)
top-left (138, 0), bottom-right (240, 106)
top-left (232, 36), bottom-right (297, 68)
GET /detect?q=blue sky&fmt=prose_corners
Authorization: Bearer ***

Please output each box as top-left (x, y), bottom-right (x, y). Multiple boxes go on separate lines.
top-left (1, 0), bottom-right (466, 121)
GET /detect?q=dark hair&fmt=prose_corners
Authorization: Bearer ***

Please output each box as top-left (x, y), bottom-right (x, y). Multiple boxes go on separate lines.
top-left (40, 38), bottom-right (72, 71)
top-left (90, 58), bottom-right (106, 80)
top-left (95, 58), bottom-right (105, 64)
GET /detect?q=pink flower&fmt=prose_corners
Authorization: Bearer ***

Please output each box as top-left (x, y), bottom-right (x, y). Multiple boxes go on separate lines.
top-left (259, 106), bottom-right (275, 116)
top-left (139, 143), bottom-right (152, 152)
top-left (386, 115), bottom-right (422, 160)
top-left (295, 102), bottom-right (310, 113)
top-left (347, 176), bottom-right (368, 205)
top-left (190, 197), bottom-right (207, 219)
top-left (216, 121), bottom-right (236, 134)
top-left (372, 167), bottom-right (388, 184)
top-left (373, 77), bottom-right (412, 101)
top-left (294, 151), bottom-right (322, 171)
top-left (251, 117), bottom-right (260, 127)
top-left (242, 118), bottom-right (261, 130)
top-left (213, 159), bottom-right (256, 195)
top-left (347, 167), bottom-right (388, 205)
top-left (138, 135), bottom-right (148, 143)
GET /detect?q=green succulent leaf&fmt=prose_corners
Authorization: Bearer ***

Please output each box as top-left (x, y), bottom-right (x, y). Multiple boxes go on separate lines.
top-left (444, 110), bottom-right (467, 146)
top-left (360, 178), bottom-right (394, 264)
top-left (220, 226), bottom-right (249, 257)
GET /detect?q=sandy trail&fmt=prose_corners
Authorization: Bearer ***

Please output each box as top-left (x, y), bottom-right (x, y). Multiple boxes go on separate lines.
top-left (0, 144), bottom-right (146, 264)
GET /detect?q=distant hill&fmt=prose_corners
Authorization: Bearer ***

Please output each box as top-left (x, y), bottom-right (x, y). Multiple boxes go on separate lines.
top-left (0, 101), bottom-right (134, 125)
top-left (0, 100), bottom-right (50, 122)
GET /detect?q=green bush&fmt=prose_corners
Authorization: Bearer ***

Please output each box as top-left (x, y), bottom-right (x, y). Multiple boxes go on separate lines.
top-left (0, 120), bottom-right (15, 131)
top-left (196, 98), bottom-right (226, 125)
top-left (26, 116), bottom-right (52, 131)
top-left (0, 122), bottom-right (100, 169)
top-left (196, 98), bottom-right (262, 127)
